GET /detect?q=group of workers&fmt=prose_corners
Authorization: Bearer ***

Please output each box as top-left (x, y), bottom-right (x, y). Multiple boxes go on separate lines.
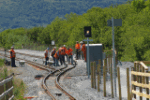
top-left (9, 41), bottom-right (86, 67)
top-left (44, 45), bottom-right (74, 66)
top-left (75, 41), bottom-right (86, 61)
top-left (44, 41), bottom-right (86, 66)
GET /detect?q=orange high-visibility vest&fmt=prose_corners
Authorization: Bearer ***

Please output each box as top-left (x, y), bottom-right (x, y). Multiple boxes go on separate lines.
top-left (54, 51), bottom-right (59, 59)
top-left (61, 47), bottom-right (66, 55)
top-left (66, 48), bottom-right (73, 55)
top-left (75, 43), bottom-right (80, 49)
top-left (44, 50), bottom-right (48, 58)
top-left (10, 49), bottom-right (15, 58)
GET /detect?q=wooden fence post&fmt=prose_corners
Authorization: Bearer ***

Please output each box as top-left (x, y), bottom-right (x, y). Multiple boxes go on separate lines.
top-left (6, 80), bottom-right (13, 100)
top-left (93, 61), bottom-right (96, 89)
top-left (103, 59), bottom-right (106, 97)
top-left (146, 70), bottom-right (149, 100)
top-left (117, 67), bottom-right (122, 100)
top-left (127, 68), bottom-right (130, 100)
top-left (0, 79), bottom-right (5, 100)
top-left (90, 62), bottom-right (94, 88)
top-left (110, 57), bottom-right (114, 98)
top-left (97, 60), bottom-right (100, 92)
top-left (133, 62), bottom-right (136, 99)
top-left (139, 64), bottom-right (143, 100)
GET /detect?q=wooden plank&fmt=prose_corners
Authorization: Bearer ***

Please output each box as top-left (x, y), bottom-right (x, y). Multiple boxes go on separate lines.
top-left (90, 62), bottom-right (94, 88)
top-left (134, 61), bottom-right (139, 64)
top-left (110, 57), bottom-right (114, 98)
top-left (103, 59), bottom-right (106, 97)
top-left (127, 68), bottom-right (130, 100)
top-left (117, 67), bottom-right (122, 100)
top-left (131, 81), bottom-right (150, 89)
top-left (131, 71), bottom-right (150, 77)
top-left (141, 61), bottom-right (150, 65)
top-left (140, 62), bottom-right (148, 70)
top-left (132, 90), bottom-right (150, 99)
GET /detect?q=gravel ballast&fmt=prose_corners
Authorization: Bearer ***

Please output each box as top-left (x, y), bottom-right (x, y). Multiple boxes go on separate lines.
top-left (0, 55), bottom-right (52, 100)
top-left (1, 49), bottom-right (147, 100)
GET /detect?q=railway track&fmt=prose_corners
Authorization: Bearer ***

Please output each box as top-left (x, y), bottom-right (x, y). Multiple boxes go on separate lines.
top-left (42, 60), bottom-right (77, 100)
top-left (0, 53), bottom-right (55, 71)
top-left (0, 51), bottom-right (77, 100)
top-left (0, 49), bottom-right (51, 60)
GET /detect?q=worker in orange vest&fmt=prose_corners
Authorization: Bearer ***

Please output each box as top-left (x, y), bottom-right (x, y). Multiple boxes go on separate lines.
top-left (54, 50), bottom-right (60, 66)
top-left (51, 47), bottom-right (56, 66)
top-left (80, 41), bottom-right (84, 60)
top-left (10, 46), bottom-right (16, 67)
top-left (66, 47), bottom-right (73, 65)
top-left (61, 45), bottom-right (67, 65)
top-left (81, 41), bottom-right (86, 62)
top-left (75, 41), bottom-right (80, 60)
top-left (44, 47), bottom-right (49, 65)
top-left (58, 47), bottom-right (63, 65)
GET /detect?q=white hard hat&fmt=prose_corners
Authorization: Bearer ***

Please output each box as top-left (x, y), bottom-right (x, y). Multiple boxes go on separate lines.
top-left (80, 41), bottom-right (83, 43)
top-left (54, 47), bottom-right (56, 49)
top-left (63, 45), bottom-right (66, 47)
top-left (11, 46), bottom-right (14, 49)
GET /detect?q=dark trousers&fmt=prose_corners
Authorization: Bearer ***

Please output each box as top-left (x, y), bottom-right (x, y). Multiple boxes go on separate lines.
top-left (76, 49), bottom-right (80, 59)
top-left (45, 57), bottom-right (49, 65)
top-left (11, 57), bottom-right (16, 67)
top-left (52, 56), bottom-right (55, 66)
top-left (59, 55), bottom-right (62, 65)
top-left (62, 55), bottom-right (65, 64)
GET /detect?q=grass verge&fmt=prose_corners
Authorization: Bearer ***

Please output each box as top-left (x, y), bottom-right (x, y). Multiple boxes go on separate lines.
top-left (0, 58), bottom-right (27, 100)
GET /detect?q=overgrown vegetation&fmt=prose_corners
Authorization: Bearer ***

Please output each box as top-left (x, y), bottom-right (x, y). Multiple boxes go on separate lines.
top-left (0, 59), bottom-right (27, 100)
top-left (0, 0), bottom-right (150, 61)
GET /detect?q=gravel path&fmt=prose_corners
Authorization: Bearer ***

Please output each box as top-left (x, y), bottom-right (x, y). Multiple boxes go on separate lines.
top-left (60, 60), bottom-right (135, 100)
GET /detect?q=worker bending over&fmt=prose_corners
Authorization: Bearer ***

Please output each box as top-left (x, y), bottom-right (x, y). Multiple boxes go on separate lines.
top-left (44, 48), bottom-right (49, 65)
top-left (61, 45), bottom-right (67, 65)
top-left (81, 41), bottom-right (86, 62)
top-left (51, 47), bottom-right (56, 66)
top-left (54, 50), bottom-right (60, 66)
top-left (66, 47), bottom-right (73, 65)
top-left (10, 46), bottom-right (16, 67)
top-left (75, 41), bottom-right (80, 60)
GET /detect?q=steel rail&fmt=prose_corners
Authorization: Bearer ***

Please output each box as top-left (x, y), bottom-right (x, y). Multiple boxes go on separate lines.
top-left (55, 61), bottom-right (77, 100)
top-left (42, 65), bottom-right (68, 100)
top-left (0, 50), bottom-right (52, 60)
top-left (0, 53), bottom-right (55, 71)
top-left (0, 51), bottom-right (77, 100)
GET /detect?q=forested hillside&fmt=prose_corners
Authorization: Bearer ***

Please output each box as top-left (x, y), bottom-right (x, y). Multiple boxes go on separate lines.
top-left (0, 0), bottom-right (128, 31)
top-left (0, 0), bottom-right (150, 62)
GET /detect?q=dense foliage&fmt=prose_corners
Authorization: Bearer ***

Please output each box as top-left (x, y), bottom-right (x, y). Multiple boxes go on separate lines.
top-left (1, 0), bottom-right (150, 62)
top-left (0, 0), bottom-right (127, 31)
